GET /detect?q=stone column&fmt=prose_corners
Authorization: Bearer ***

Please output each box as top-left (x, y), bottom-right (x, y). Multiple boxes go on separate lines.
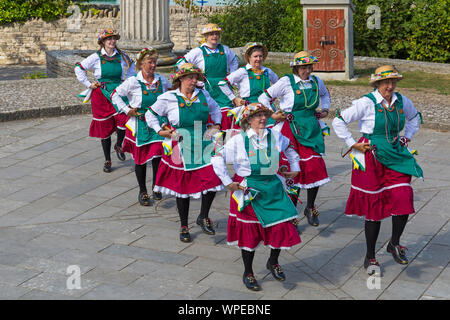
top-left (120, 0), bottom-right (177, 65)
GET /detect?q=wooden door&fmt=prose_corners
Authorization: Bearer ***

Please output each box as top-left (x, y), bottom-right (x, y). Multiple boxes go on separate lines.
top-left (307, 9), bottom-right (345, 72)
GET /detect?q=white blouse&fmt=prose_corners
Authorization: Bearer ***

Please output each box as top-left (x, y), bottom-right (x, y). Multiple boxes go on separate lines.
top-left (179, 43), bottom-right (239, 74)
top-left (111, 71), bottom-right (171, 115)
top-left (218, 64), bottom-right (279, 101)
top-left (211, 128), bottom-right (300, 186)
top-left (74, 48), bottom-right (136, 88)
top-left (145, 88), bottom-right (222, 133)
top-left (258, 74), bottom-right (330, 112)
top-left (331, 89), bottom-right (421, 148)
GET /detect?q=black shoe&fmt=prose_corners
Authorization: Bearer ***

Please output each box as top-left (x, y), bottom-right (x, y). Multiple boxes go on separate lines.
top-left (196, 217), bottom-right (215, 235)
top-left (138, 192), bottom-right (152, 206)
top-left (304, 206), bottom-right (319, 227)
top-left (180, 226), bottom-right (191, 243)
top-left (266, 261), bottom-right (286, 281)
top-left (153, 191), bottom-right (162, 200)
top-left (291, 218), bottom-right (302, 235)
top-left (387, 241), bottom-right (409, 265)
top-left (243, 273), bottom-right (260, 291)
top-left (103, 160), bottom-right (112, 173)
top-left (114, 144), bottom-right (126, 161)
top-left (364, 256), bottom-right (381, 276)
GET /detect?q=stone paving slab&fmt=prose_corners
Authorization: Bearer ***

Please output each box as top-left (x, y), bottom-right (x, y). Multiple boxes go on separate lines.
top-left (0, 114), bottom-right (448, 301)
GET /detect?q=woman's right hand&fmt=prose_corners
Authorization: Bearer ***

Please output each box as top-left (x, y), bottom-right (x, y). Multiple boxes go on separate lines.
top-left (89, 81), bottom-right (100, 89)
top-left (127, 108), bottom-right (139, 117)
top-left (352, 142), bottom-right (370, 153)
top-left (272, 111), bottom-right (286, 121)
top-left (233, 97), bottom-right (245, 106)
top-left (158, 129), bottom-right (174, 139)
top-left (226, 182), bottom-right (241, 192)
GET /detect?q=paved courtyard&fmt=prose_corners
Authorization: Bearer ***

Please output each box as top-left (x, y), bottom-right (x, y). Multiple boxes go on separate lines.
top-left (0, 113), bottom-right (448, 300)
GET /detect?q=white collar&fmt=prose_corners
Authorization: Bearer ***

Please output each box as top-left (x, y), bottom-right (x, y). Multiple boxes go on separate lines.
top-left (245, 64), bottom-right (267, 72)
top-left (201, 43), bottom-right (221, 51)
top-left (373, 89), bottom-right (398, 106)
top-left (176, 87), bottom-right (200, 100)
top-left (246, 128), bottom-right (268, 140)
top-left (293, 74), bottom-right (312, 84)
top-left (137, 71), bottom-right (159, 85)
top-left (101, 47), bottom-right (118, 57)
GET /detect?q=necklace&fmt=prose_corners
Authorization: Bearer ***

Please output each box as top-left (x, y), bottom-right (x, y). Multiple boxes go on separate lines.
top-left (250, 69), bottom-right (268, 91)
top-left (144, 79), bottom-right (159, 94)
top-left (297, 78), bottom-right (319, 109)
top-left (181, 94), bottom-right (198, 107)
top-left (381, 101), bottom-right (400, 144)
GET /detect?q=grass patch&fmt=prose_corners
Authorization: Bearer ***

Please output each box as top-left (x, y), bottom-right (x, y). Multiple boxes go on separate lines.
top-left (22, 71), bottom-right (47, 79)
top-left (264, 63), bottom-right (450, 95)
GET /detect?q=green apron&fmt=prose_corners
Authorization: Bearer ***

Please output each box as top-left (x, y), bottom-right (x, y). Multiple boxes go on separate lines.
top-left (245, 68), bottom-right (275, 126)
top-left (201, 44), bottom-right (233, 109)
top-left (241, 130), bottom-right (298, 228)
top-left (363, 92), bottom-right (423, 178)
top-left (97, 51), bottom-right (129, 112)
top-left (174, 91), bottom-right (214, 170)
top-left (285, 74), bottom-right (325, 154)
top-left (133, 78), bottom-right (166, 147)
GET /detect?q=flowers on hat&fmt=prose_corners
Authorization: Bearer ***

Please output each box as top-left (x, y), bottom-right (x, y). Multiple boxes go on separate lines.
top-left (244, 42), bottom-right (268, 63)
top-left (201, 24), bottom-right (222, 35)
top-left (97, 28), bottom-right (120, 42)
top-left (171, 63), bottom-right (205, 82)
top-left (137, 47), bottom-right (157, 61)
top-left (369, 65), bottom-right (403, 85)
top-left (290, 53), bottom-right (319, 67)
top-left (229, 102), bottom-right (273, 126)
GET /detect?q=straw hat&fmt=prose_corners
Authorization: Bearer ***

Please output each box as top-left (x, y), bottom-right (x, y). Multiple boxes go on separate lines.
top-left (290, 51), bottom-right (319, 67)
top-left (238, 102), bottom-right (274, 125)
top-left (136, 47), bottom-right (157, 61)
top-left (244, 42), bottom-right (269, 63)
top-left (171, 63), bottom-right (205, 82)
top-left (97, 28), bottom-right (120, 45)
top-left (201, 23), bottom-right (223, 35)
top-left (369, 65), bottom-right (403, 86)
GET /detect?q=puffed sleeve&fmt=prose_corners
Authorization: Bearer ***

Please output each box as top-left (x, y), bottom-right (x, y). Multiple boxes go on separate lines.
top-left (218, 68), bottom-right (245, 101)
top-left (402, 95), bottom-right (421, 140)
top-left (146, 92), bottom-right (171, 133)
top-left (317, 77), bottom-right (330, 111)
top-left (111, 77), bottom-right (133, 114)
top-left (332, 97), bottom-right (371, 148)
top-left (74, 53), bottom-right (97, 88)
top-left (268, 68), bottom-right (279, 84)
top-left (274, 130), bottom-right (300, 172)
top-left (225, 46), bottom-right (239, 73)
top-left (204, 90), bottom-right (222, 125)
top-left (258, 76), bottom-right (290, 109)
top-left (211, 136), bottom-right (237, 187)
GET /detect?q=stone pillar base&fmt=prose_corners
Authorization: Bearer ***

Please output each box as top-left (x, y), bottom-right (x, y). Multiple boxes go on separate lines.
top-left (120, 41), bottom-right (178, 66)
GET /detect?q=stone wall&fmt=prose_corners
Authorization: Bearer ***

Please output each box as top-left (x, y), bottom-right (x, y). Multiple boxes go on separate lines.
top-left (0, 6), bottom-right (225, 65)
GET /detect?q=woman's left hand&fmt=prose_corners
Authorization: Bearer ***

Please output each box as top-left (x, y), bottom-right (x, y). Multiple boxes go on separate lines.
top-left (316, 110), bottom-right (329, 119)
top-left (204, 124), bottom-right (221, 140)
top-left (282, 171), bottom-right (299, 179)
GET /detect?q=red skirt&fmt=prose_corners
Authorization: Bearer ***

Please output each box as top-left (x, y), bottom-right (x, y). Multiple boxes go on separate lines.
top-left (227, 175), bottom-right (301, 251)
top-left (153, 140), bottom-right (223, 198)
top-left (122, 128), bottom-right (163, 165)
top-left (279, 121), bottom-right (330, 188)
top-left (208, 109), bottom-right (241, 131)
top-left (345, 137), bottom-right (415, 221)
top-left (89, 88), bottom-right (128, 139)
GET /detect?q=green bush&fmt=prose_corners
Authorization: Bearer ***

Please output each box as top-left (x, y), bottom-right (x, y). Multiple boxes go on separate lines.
top-left (0, 0), bottom-right (84, 25)
top-left (208, 0), bottom-right (303, 53)
top-left (210, 0), bottom-right (450, 63)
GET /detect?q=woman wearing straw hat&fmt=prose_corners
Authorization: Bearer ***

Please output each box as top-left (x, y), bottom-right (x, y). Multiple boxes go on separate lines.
top-left (75, 28), bottom-right (135, 173)
top-left (332, 65), bottom-right (423, 275)
top-left (111, 48), bottom-right (171, 206)
top-left (176, 23), bottom-right (239, 130)
top-left (211, 102), bottom-right (301, 291)
top-left (259, 51), bottom-right (331, 228)
top-left (146, 63), bottom-right (223, 243)
top-left (218, 42), bottom-right (279, 130)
